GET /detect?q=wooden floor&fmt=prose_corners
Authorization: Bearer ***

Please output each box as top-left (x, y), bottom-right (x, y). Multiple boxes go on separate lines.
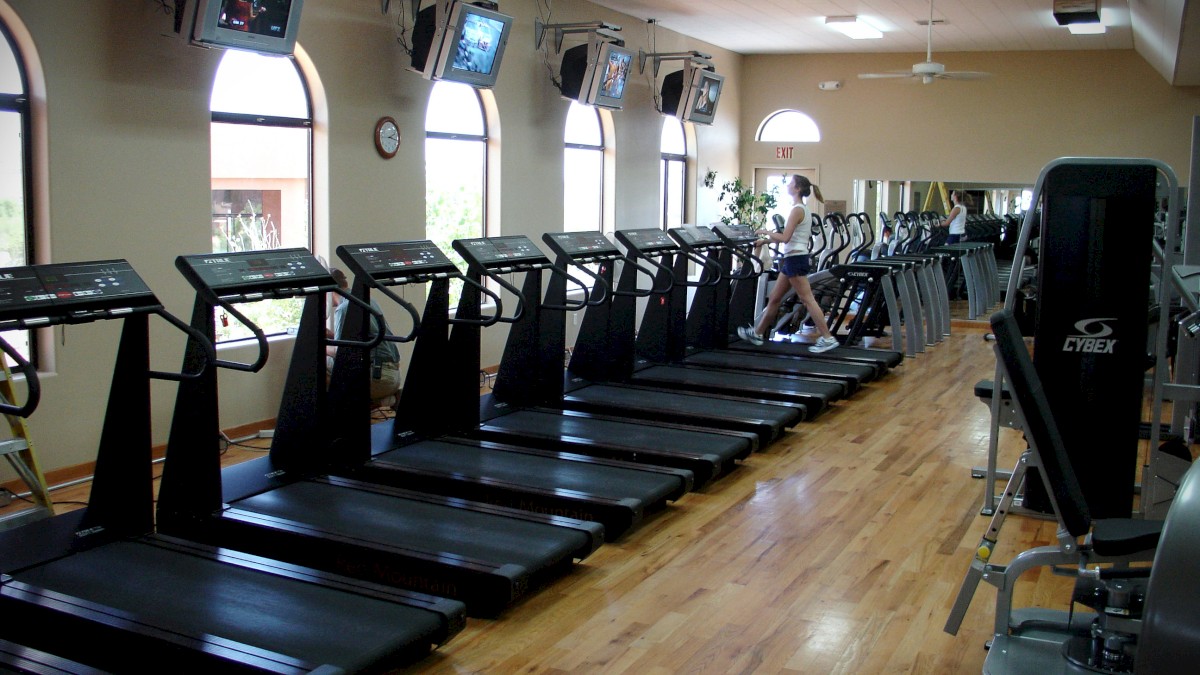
top-left (393, 320), bottom-right (1076, 675)
top-left (3, 312), bottom-right (1085, 674)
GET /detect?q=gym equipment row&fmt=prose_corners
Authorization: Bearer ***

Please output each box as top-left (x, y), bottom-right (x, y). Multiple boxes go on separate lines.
top-left (948, 157), bottom-right (1197, 673)
top-left (0, 225), bottom-right (904, 672)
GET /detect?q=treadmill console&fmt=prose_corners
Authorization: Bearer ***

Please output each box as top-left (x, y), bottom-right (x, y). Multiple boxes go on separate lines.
top-left (713, 224), bottom-right (756, 245)
top-left (542, 231), bottom-right (620, 259)
top-left (176, 248), bottom-right (333, 298)
top-left (613, 228), bottom-right (676, 255)
top-left (337, 241), bottom-right (459, 282)
top-left (0, 260), bottom-right (158, 326)
top-left (668, 225), bottom-right (722, 249)
top-left (453, 236), bottom-right (550, 269)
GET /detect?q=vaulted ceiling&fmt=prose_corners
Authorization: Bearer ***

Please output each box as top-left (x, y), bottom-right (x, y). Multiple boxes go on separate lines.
top-left (585, 1), bottom-right (1199, 85)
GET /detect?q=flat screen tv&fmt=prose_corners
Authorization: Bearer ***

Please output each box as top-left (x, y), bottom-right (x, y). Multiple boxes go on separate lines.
top-left (411, 1), bottom-right (513, 89)
top-left (558, 40), bottom-right (634, 110)
top-left (191, 0), bottom-right (306, 55)
top-left (660, 64), bottom-right (724, 125)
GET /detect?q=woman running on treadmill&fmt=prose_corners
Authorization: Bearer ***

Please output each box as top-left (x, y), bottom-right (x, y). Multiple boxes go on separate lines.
top-left (940, 190), bottom-right (969, 244)
top-left (738, 174), bottom-right (839, 354)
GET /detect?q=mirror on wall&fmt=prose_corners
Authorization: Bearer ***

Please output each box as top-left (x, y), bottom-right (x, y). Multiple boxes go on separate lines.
top-left (852, 179), bottom-right (1034, 234)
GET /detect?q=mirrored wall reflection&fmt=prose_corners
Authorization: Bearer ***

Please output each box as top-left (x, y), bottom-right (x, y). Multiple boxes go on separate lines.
top-left (852, 179), bottom-right (1033, 232)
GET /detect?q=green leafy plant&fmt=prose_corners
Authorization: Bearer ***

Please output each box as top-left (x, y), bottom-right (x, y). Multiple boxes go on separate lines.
top-left (703, 170), bottom-right (778, 231)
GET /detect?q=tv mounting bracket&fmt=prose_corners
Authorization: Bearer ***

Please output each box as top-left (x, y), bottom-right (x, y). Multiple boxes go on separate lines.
top-left (638, 50), bottom-right (714, 78)
top-left (534, 20), bottom-right (623, 53)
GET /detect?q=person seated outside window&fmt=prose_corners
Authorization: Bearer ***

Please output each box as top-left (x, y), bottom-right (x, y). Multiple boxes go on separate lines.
top-left (325, 267), bottom-right (402, 406)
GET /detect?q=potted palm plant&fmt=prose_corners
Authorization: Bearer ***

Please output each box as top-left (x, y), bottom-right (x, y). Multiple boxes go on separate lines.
top-left (703, 170), bottom-right (778, 231)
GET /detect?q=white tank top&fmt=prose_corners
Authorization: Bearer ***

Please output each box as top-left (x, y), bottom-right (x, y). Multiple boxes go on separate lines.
top-left (948, 204), bottom-right (967, 235)
top-left (782, 204), bottom-right (812, 256)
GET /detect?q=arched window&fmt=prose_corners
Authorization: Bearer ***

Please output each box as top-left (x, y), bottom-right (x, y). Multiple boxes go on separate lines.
top-left (426, 81), bottom-right (488, 306)
top-left (756, 110), bottom-right (821, 143)
top-left (660, 117), bottom-right (686, 229)
top-left (563, 102), bottom-right (603, 233)
top-left (0, 20), bottom-right (32, 361)
top-left (210, 49), bottom-right (312, 342)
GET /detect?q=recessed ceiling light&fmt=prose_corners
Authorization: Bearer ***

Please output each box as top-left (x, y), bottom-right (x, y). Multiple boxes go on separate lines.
top-left (1067, 22), bottom-right (1106, 34)
top-left (825, 16), bottom-right (883, 40)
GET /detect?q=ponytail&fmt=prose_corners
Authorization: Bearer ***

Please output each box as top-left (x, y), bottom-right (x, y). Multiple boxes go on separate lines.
top-left (810, 183), bottom-right (825, 204)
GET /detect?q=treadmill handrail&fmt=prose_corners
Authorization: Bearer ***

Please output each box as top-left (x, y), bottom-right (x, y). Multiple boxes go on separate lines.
top-left (324, 287), bottom-right (389, 350)
top-left (149, 307), bottom-right (217, 382)
top-left (541, 262), bottom-right (592, 311)
top-left (0, 336), bottom-right (38, 417)
top-left (475, 268), bottom-right (527, 324)
top-left (448, 275), bottom-right (506, 327)
top-left (350, 281), bottom-right (422, 344)
top-left (558, 256), bottom-right (613, 307)
top-left (623, 252), bottom-right (674, 295)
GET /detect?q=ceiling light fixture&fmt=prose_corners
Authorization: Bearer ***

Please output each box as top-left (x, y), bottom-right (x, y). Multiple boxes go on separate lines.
top-left (1067, 22), bottom-right (1106, 34)
top-left (825, 16), bottom-right (883, 40)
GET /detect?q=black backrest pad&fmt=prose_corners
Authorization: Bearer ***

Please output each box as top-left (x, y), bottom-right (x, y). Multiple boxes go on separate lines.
top-left (991, 308), bottom-right (1092, 536)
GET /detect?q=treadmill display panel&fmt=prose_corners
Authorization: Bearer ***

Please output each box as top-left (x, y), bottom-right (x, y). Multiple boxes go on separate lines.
top-left (0, 267), bottom-right (53, 320)
top-left (454, 236), bottom-right (549, 267)
top-left (36, 260), bottom-right (156, 308)
top-left (669, 225), bottom-right (721, 247)
top-left (543, 231), bottom-right (620, 258)
top-left (339, 241), bottom-right (459, 279)
top-left (615, 228), bottom-right (675, 253)
top-left (714, 224), bottom-right (755, 244)
top-left (178, 248), bottom-right (332, 294)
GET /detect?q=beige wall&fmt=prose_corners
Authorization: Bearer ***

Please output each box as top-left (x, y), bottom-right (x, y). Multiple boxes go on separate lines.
top-left (0, 0), bottom-right (740, 478)
top-left (739, 50), bottom-right (1199, 209)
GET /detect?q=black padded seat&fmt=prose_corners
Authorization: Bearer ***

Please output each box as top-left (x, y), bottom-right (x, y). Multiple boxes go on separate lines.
top-left (1091, 519), bottom-right (1162, 557)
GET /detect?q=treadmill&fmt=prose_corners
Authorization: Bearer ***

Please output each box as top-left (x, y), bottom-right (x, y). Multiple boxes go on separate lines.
top-left (720, 226), bottom-right (904, 372)
top-left (156, 249), bottom-right (602, 616)
top-left (540, 230), bottom-right (801, 446)
top-left (452, 235), bottom-right (755, 488)
top-left (0, 259), bottom-right (465, 672)
top-left (667, 225), bottom-right (877, 394)
top-left (614, 228), bottom-right (845, 418)
top-left (324, 240), bottom-right (693, 541)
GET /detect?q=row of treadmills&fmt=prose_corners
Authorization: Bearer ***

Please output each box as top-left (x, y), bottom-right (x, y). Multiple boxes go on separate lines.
top-left (0, 225), bottom-right (905, 673)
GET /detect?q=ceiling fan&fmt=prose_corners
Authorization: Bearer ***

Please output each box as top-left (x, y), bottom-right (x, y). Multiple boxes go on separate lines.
top-left (858, 0), bottom-right (990, 84)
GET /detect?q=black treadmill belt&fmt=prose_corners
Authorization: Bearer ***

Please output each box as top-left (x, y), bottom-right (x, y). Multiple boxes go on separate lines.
top-left (729, 340), bottom-right (902, 369)
top-left (567, 384), bottom-right (799, 428)
top-left (234, 480), bottom-right (588, 567)
top-left (482, 410), bottom-right (748, 463)
top-left (633, 365), bottom-right (844, 402)
top-left (14, 540), bottom-right (443, 671)
top-left (375, 440), bottom-right (679, 504)
top-left (684, 351), bottom-right (876, 385)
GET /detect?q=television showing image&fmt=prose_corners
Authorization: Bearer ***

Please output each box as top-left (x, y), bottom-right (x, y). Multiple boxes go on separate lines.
top-left (587, 42), bottom-right (633, 109)
top-left (558, 39), bottom-right (633, 110)
top-left (191, 0), bottom-right (307, 55)
top-left (684, 69), bottom-right (724, 125)
top-left (659, 64), bottom-right (724, 126)
top-left (413, 1), bottom-right (513, 89)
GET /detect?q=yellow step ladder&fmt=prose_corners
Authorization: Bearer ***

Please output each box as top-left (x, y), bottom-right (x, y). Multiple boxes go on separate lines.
top-left (0, 355), bottom-right (53, 531)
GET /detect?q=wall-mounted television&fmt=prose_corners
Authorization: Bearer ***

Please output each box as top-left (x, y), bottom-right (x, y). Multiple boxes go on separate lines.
top-left (411, 1), bottom-right (513, 89)
top-left (558, 40), bottom-right (634, 110)
top-left (660, 64), bottom-right (724, 126)
top-left (191, 0), bottom-right (307, 55)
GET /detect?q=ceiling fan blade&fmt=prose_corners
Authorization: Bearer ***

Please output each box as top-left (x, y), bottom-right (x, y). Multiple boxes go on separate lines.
top-left (938, 71), bottom-right (992, 80)
top-left (857, 72), bottom-right (914, 79)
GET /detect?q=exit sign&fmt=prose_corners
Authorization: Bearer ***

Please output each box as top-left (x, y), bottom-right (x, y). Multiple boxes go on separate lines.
top-left (775, 146), bottom-right (794, 159)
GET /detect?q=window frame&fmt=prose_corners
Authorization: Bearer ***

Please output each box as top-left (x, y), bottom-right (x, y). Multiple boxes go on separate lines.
top-left (0, 20), bottom-right (35, 366)
top-left (563, 101), bottom-right (605, 234)
top-left (209, 52), bottom-right (315, 344)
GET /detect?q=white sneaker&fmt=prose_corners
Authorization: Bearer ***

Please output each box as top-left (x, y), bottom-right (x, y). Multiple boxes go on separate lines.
top-left (809, 336), bottom-right (839, 354)
top-left (787, 332), bottom-right (807, 343)
top-left (799, 323), bottom-right (817, 335)
top-left (737, 325), bottom-right (764, 346)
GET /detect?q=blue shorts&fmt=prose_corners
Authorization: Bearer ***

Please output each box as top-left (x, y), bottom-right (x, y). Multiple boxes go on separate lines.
top-left (779, 254), bottom-right (811, 277)
top-left (946, 233), bottom-right (962, 244)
